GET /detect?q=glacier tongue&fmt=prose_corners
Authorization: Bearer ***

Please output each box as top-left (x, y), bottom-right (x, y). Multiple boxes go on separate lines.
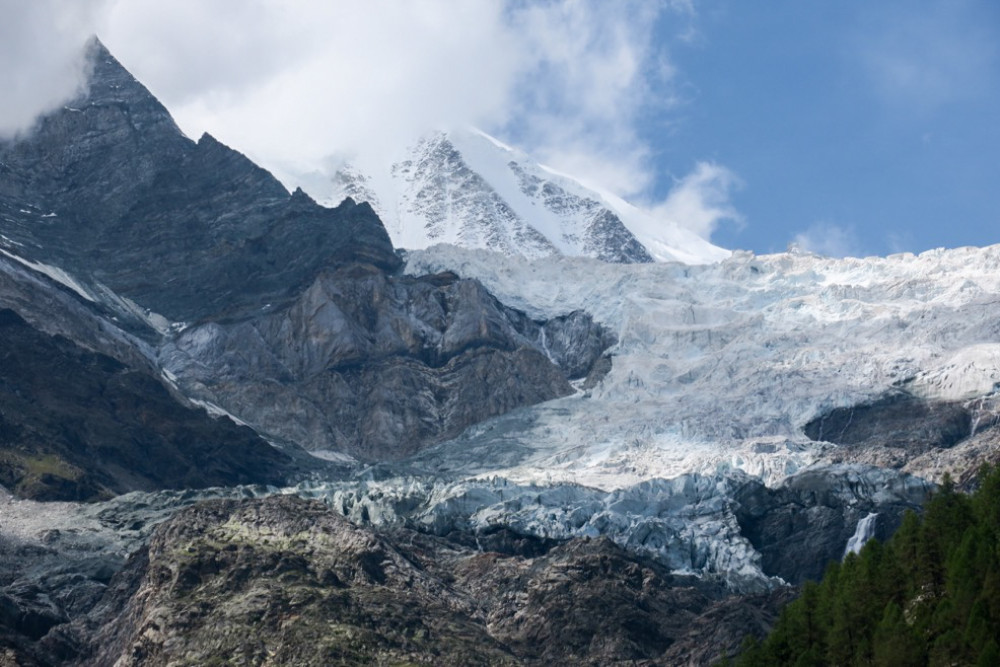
top-left (309, 473), bottom-right (772, 590)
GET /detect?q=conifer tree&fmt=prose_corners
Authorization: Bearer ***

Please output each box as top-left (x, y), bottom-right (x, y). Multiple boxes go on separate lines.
top-left (730, 465), bottom-right (1000, 667)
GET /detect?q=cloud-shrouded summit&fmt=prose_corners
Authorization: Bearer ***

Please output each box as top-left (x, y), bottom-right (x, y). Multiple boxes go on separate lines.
top-left (0, 0), bottom-right (109, 137)
top-left (0, 0), bottom-right (739, 254)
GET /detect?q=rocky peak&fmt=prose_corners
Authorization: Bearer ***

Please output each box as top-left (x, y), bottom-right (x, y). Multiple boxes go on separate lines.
top-left (81, 37), bottom-right (182, 136)
top-left (0, 41), bottom-right (400, 323)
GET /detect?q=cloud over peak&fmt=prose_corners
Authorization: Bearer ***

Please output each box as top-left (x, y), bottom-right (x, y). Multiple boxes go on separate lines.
top-left (0, 0), bottom-right (109, 138)
top-left (0, 0), bottom-right (739, 246)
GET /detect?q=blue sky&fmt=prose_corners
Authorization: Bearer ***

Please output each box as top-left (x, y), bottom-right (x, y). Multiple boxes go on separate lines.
top-left (644, 0), bottom-right (1000, 256)
top-left (3, 0), bottom-right (997, 258)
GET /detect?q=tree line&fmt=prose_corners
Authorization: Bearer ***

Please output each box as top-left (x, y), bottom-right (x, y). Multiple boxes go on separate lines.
top-left (729, 465), bottom-right (1000, 666)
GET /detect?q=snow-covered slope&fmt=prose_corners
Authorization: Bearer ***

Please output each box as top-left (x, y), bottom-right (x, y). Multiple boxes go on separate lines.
top-left (403, 244), bottom-right (1000, 489)
top-left (318, 128), bottom-right (729, 265)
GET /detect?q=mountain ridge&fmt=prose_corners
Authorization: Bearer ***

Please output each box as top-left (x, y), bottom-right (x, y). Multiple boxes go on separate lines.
top-left (0, 39), bottom-right (400, 324)
top-left (318, 126), bottom-right (730, 265)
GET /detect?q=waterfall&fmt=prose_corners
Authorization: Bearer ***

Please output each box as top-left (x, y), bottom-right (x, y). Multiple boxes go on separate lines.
top-left (843, 512), bottom-right (879, 557)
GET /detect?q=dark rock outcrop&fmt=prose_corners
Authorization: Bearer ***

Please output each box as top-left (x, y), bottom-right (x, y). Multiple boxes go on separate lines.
top-left (66, 495), bottom-right (783, 666)
top-left (804, 390), bottom-right (972, 455)
top-left (0, 308), bottom-right (294, 500)
top-left (734, 466), bottom-right (932, 584)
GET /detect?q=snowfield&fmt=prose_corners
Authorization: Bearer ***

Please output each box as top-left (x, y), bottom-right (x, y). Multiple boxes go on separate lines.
top-left (314, 127), bottom-right (728, 265)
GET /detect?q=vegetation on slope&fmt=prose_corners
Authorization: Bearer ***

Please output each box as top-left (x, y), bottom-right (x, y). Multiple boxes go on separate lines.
top-left (731, 466), bottom-right (1000, 666)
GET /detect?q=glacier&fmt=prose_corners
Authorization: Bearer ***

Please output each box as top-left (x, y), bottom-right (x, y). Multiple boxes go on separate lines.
top-left (115, 241), bottom-right (1000, 588)
top-left (402, 243), bottom-right (1000, 489)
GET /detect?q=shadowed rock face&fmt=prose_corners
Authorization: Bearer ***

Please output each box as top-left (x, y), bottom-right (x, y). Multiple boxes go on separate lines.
top-left (804, 390), bottom-right (972, 454)
top-left (162, 266), bottom-right (615, 460)
top-left (0, 40), bottom-right (399, 323)
top-left (734, 467), bottom-right (932, 584)
top-left (0, 308), bottom-right (294, 501)
top-left (62, 495), bottom-right (785, 667)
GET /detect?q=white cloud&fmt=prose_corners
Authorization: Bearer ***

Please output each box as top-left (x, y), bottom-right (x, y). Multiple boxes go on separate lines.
top-left (502, 0), bottom-right (687, 198)
top-left (0, 0), bottom-right (740, 247)
top-left (0, 0), bottom-right (111, 138)
top-left (98, 0), bottom-right (696, 198)
top-left (648, 162), bottom-right (743, 239)
top-left (791, 223), bottom-right (862, 258)
top-left (101, 1), bottom-right (523, 175)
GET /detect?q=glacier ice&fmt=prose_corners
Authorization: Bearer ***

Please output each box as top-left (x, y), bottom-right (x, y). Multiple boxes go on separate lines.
top-left (403, 243), bottom-right (1000, 490)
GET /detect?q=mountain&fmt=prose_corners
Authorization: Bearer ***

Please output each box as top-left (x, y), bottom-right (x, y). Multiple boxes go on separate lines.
top-left (3, 39), bottom-right (1000, 665)
top-left (320, 128), bottom-right (730, 265)
top-left (0, 40), bottom-right (399, 324)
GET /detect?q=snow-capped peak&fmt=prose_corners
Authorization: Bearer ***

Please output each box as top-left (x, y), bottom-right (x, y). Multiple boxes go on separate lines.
top-left (310, 127), bottom-right (729, 265)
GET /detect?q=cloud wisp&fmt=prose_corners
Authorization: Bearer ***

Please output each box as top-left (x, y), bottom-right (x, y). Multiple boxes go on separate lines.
top-left (791, 223), bottom-right (862, 258)
top-left (648, 162), bottom-right (744, 241)
top-left (0, 0), bottom-right (110, 138)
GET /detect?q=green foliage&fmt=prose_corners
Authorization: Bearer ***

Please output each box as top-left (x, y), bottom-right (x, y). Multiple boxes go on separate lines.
top-left (731, 465), bottom-right (1000, 666)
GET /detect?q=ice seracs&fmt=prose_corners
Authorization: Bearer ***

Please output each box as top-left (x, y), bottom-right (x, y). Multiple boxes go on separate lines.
top-left (403, 243), bottom-right (1000, 490)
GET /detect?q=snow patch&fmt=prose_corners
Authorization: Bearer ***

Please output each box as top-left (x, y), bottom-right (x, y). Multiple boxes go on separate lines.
top-left (308, 449), bottom-right (358, 464)
top-left (94, 286), bottom-right (183, 337)
top-left (0, 248), bottom-right (95, 302)
top-left (188, 398), bottom-right (250, 427)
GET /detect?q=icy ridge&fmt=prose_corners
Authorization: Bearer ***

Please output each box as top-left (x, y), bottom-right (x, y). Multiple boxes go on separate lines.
top-left (318, 128), bottom-right (725, 265)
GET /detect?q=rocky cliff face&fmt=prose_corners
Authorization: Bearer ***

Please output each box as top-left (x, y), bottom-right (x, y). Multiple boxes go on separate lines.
top-left (161, 265), bottom-right (614, 459)
top-left (0, 306), bottom-right (294, 501)
top-left (733, 466), bottom-right (933, 583)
